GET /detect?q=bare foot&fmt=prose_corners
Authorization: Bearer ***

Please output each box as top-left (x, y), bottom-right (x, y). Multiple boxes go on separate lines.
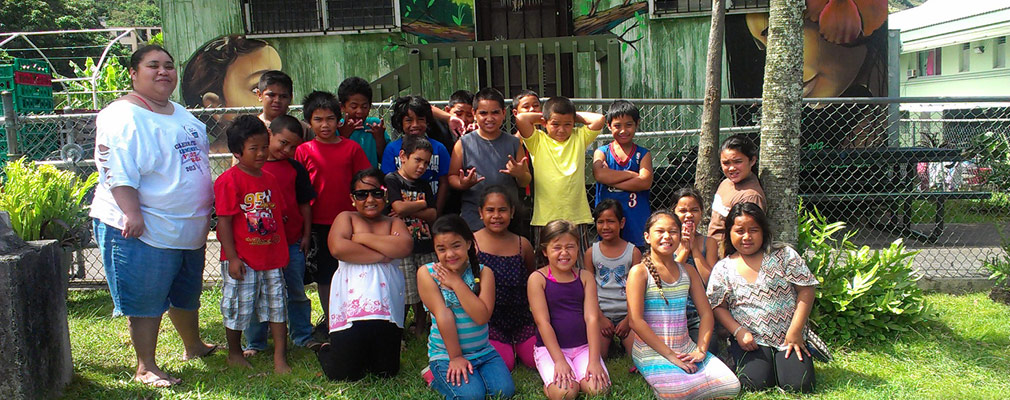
top-left (274, 359), bottom-right (292, 375)
top-left (182, 343), bottom-right (219, 361)
top-left (227, 353), bottom-right (253, 369)
top-left (134, 370), bottom-right (180, 387)
top-left (242, 349), bottom-right (259, 358)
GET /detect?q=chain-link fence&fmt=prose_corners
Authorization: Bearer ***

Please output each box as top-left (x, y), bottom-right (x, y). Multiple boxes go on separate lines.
top-left (2, 97), bottom-right (1008, 287)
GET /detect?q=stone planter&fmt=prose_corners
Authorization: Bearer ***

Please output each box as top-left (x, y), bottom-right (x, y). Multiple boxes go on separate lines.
top-left (0, 214), bottom-right (73, 399)
top-left (990, 284), bottom-right (1010, 306)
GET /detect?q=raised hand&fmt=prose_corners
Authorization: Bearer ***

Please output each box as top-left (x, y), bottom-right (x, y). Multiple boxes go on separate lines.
top-left (432, 263), bottom-right (466, 292)
top-left (366, 118), bottom-right (385, 137)
top-left (457, 167), bottom-right (485, 189)
top-left (449, 116), bottom-right (466, 137)
top-left (337, 118), bottom-right (363, 138)
top-left (498, 154), bottom-right (528, 178)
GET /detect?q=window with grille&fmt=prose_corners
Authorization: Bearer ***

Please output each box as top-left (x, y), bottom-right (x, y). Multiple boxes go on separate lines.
top-left (650, 0), bottom-right (769, 18)
top-left (243, 0), bottom-right (399, 36)
top-left (959, 43), bottom-right (971, 73)
top-left (995, 37), bottom-right (1007, 69)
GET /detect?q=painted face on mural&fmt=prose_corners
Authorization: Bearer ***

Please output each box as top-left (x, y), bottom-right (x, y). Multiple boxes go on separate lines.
top-left (221, 45), bottom-right (283, 110)
top-left (746, 13), bottom-right (868, 99)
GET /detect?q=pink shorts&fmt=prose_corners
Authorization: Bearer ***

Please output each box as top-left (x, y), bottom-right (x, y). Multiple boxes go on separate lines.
top-left (533, 344), bottom-right (609, 387)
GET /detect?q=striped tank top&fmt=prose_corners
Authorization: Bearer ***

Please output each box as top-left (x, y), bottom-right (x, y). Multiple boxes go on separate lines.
top-left (425, 262), bottom-right (495, 361)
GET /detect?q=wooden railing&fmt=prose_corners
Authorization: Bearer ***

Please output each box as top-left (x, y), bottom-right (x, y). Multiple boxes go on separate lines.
top-left (372, 34), bottom-right (622, 101)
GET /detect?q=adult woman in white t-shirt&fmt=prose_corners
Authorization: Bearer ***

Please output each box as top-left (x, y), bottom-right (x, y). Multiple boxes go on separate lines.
top-left (91, 45), bottom-right (217, 387)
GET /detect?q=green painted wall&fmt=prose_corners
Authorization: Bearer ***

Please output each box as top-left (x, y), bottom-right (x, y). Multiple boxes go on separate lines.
top-left (898, 37), bottom-right (1010, 96)
top-left (160, 0), bottom-right (719, 104)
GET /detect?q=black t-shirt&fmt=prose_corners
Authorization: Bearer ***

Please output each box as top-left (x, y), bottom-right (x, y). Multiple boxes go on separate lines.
top-left (288, 158), bottom-right (317, 204)
top-left (384, 171), bottom-right (436, 254)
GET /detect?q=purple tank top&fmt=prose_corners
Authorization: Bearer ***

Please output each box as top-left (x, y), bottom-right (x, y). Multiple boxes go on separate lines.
top-left (535, 269), bottom-right (588, 349)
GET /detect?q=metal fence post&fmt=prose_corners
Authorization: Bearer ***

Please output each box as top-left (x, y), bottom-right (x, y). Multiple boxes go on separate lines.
top-left (2, 91), bottom-right (20, 160)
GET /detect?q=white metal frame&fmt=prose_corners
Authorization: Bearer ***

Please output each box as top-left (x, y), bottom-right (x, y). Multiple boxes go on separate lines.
top-left (0, 27), bottom-right (162, 110)
top-left (244, 0), bottom-right (402, 39)
top-left (647, 0), bottom-right (767, 20)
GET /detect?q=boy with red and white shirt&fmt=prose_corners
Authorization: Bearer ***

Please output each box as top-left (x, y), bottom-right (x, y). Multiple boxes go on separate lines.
top-left (215, 115), bottom-right (292, 374)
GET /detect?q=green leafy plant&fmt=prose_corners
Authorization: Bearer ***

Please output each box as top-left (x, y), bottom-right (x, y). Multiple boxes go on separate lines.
top-left (983, 235), bottom-right (1010, 287)
top-left (970, 130), bottom-right (1010, 189)
top-left (0, 159), bottom-right (98, 248)
top-left (55, 56), bottom-right (131, 110)
top-left (798, 205), bottom-right (931, 343)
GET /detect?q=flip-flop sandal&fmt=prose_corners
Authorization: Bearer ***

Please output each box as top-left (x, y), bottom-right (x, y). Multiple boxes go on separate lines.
top-left (184, 344), bottom-right (219, 360)
top-left (134, 375), bottom-right (179, 388)
top-left (304, 340), bottom-right (324, 352)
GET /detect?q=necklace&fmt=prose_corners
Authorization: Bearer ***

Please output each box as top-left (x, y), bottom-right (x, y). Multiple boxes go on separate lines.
top-left (131, 92), bottom-right (170, 113)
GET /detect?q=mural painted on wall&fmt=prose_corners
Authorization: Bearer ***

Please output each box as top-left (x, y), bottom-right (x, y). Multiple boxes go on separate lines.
top-left (725, 0), bottom-right (890, 149)
top-left (181, 35), bottom-right (280, 152)
top-left (573, 0), bottom-right (647, 38)
top-left (400, 0), bottom-right (476, 42)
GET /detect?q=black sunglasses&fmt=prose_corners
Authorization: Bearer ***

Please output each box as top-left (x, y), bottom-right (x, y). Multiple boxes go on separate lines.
top-left (351, 188), bottom-right (386, 201)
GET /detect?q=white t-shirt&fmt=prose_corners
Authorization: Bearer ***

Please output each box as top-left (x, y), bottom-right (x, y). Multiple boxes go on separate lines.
top-left (90, 100), bottom-right (214, 250)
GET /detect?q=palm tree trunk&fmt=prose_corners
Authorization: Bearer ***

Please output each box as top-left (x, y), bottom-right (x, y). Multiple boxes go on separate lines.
top-left (696, 0), bottom-right (727, 213)
top-left (759, 0), bottom-right (805, 245)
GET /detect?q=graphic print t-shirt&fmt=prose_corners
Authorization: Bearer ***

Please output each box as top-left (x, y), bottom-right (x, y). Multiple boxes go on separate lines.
top-left (262, 158), bottom-right (316, 245)
top-left (214, 167), bottom-right (290, 270)
top-left (384, 171), bottom-right (436, 254)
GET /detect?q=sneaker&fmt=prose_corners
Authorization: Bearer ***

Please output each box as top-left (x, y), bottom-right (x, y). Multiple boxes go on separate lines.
top-left (421, 366), bottom-right (434, 387)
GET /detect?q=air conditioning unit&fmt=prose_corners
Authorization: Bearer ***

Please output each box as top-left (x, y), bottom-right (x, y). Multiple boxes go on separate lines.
top-left (907, 69), bottom-right (918, 78)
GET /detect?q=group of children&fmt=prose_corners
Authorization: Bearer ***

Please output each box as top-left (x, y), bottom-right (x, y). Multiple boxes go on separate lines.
top-left (212, 69), bottom-right (824, 399)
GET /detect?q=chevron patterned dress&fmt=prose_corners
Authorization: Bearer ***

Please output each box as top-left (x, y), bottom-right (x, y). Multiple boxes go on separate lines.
top-left (706, 246), bottom-right (821, 350)
top-left (632, 263), bottom-right (741, 399)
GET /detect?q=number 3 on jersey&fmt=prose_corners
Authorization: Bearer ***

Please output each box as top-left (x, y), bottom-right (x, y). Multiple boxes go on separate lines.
top-left (628, 193), bottom-right (637, 208)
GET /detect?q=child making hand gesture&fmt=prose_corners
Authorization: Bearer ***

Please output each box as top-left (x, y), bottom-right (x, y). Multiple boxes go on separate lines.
top-left (418, 215), bottom-right (515, 399)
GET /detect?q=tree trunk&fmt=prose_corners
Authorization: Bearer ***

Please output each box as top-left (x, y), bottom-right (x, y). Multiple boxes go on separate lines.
top-left (758, 0), bottom-right (805, 246)
top-left (696, 0), bottom-right (726, 215)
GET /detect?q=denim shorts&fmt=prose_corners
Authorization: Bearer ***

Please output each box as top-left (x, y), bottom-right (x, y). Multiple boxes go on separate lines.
top-left (94, 220), bottom-right (205, 317)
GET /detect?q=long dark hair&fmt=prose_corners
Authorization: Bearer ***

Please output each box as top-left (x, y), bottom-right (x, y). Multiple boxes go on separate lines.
top-left (181, 35), bottom-right (270, 107)
top-left (432, 215), bottom-right (481, 295)
top-left (723, 202), bottom-right (772, 256)
top-left (391, 95), bottom-right (435, 135)
top-left (720, 134), bottom-right (760, 178)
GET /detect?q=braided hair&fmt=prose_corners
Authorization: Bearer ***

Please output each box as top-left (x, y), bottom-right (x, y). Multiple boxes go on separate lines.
top-left (432, 215), bottom-right (482, 295)
top-left (641, 209), bottom-right (681, 305)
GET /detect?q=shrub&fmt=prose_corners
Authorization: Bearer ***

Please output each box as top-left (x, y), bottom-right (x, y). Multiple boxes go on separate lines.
top-left (0, 159), bottom-right (98, 247)
top-left (983, 235), bottom-right (1010, 287)
top-left (798, 206), bottom-right (931, 343)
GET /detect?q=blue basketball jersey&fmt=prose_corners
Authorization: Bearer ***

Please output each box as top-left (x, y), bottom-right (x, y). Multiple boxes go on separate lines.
top-left (594, 143), bottom-right (651, 247)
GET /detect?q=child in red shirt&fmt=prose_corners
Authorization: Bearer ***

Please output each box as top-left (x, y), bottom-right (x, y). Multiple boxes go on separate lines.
top-left (295, 91), bottom-right (371, 323)
top-left (243, 115), bottom-right (321, 355)
top-left (215, 115), bottom-right (292, 374)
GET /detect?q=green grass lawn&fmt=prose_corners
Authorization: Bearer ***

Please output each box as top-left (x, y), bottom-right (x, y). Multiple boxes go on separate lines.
top-left (64, 289), bottom-right (1010, 399)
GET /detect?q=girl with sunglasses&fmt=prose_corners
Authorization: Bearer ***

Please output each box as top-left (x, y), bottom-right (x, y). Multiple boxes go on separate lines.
top-left (316, 168), bottom-right (413, 381)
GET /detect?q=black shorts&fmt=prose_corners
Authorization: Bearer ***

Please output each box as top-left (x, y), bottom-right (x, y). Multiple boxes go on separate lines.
top-left (309, 224), bottom-right (340, 285)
